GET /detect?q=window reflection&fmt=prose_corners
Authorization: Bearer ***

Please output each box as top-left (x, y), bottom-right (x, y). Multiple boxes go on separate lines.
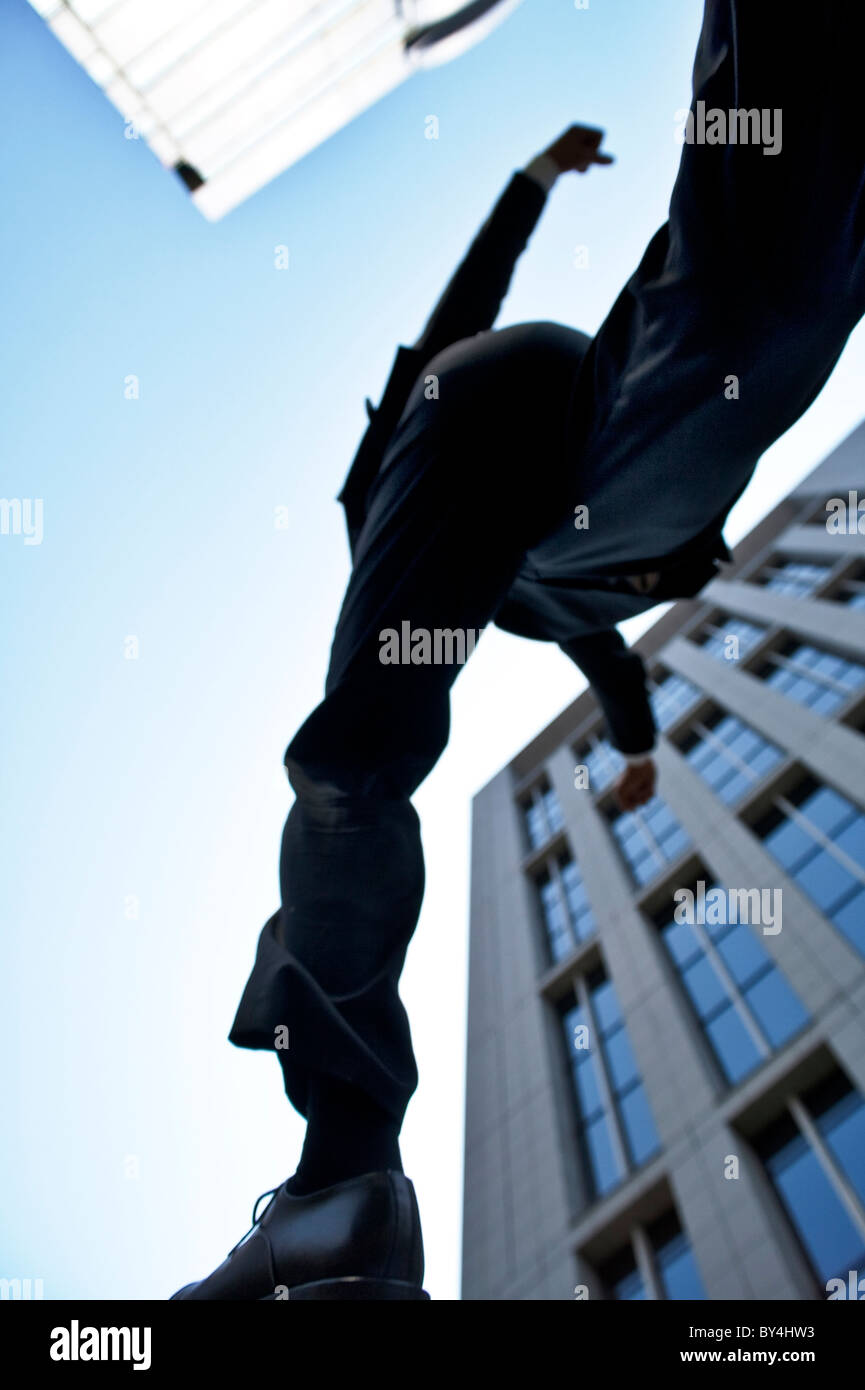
top-left (755, 778), bottom-right (865, 959)
top-left (680, 710), bottom-right (783, 806)
top-left (610, 796), bottom-right (691, 887)
top-left (754, 1073), bottom-right (865, 1292)
top-left (655, 880), bottom-right (809, 1085)
top-left (756, 641), bottom-right (865, 716)
top-left (536, 852), bottom-right (596, 965)
top-left (522, 778), bottom-right (565, 850)
top-left (562, 969), bottom-right (660, 1201)
top-left (759, 560), bottom-right (831, 597)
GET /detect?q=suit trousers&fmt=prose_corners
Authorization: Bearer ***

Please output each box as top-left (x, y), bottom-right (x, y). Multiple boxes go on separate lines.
top-left (228, 322), bottom-right (588, 1123)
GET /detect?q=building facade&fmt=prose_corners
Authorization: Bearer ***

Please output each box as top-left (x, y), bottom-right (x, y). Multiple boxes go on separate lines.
top-left (462, 421), bottom-right (865, 1301)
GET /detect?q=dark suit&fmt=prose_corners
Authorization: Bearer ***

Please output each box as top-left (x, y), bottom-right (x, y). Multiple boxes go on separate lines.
top-left (337, 168), bottom-right (672, 755)
top-left (230, 0), bottom-right (865, 1130)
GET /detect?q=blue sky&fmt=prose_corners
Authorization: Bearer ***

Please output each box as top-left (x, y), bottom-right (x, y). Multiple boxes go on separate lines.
top-left (3, 0), bottom-right (865, 1302)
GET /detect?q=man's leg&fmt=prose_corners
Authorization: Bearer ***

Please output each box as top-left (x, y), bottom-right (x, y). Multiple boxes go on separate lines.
top-left (674, 0), bottom-right (865, 302)
top-left (229, 323), bottom-right (583, 1190)
top-left (538, 0), bottom-right (865, 579)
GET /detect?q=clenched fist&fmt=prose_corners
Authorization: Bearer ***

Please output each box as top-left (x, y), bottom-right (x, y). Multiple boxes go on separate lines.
top-left (543, 124), bottom-right (615, 174)
top-left (614, 758), bottom-right (656, 812)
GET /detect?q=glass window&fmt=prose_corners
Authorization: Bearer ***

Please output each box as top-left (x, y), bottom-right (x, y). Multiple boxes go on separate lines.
top-left (756, 640), bottom-right (865, 717)
top-left (827, 563), bottom-right (865, 611)
top-left (562, 969), bottom-right (660, 1202)
top-left (768, 1132), bottom-right (860, 1285)
top-left (598, 1246), bottom-right (646, 1301)
top-left (543, 785), bottom-right (565, 835)
top-left (696, 617), bottom-right (768, 662)
top-left (598, 1211), bottom-right (705, 1300)
top-left (578, 735), bottom-right (624, 795)
top-left (609, 795), bottom-right (692, 887)
top-left (754, 1074), bottom-right (865, 1290)
top-left (655, 882), bottom-right (809, 1085)
top-left (758, 560), bottom-right (831, 597)
top-left (522, 778), bottom-right (564, 850)
top-left (611, 1267), bottom-right (645, 1300)
top-left (538, 873), bottom-right (570, 963)
top-left (648, 1212), bottom-right (707, 1300)
top-left (755, 778), bottom-right (865, 959)
top-left (649, 672), bottom-right (702, 731)
top-left (816, 1086), bottom-right (865, 1215)
top-left (525, 799), bottom-right (546, 850)
top-left (680, 710), bottom-right (783, 806)
top-left (536, 853), bottom-right (596, 964)
top-left (619, 1086), bottom-right (660, 1167)
top-left (584, 1115), bottom-right (620, 1197)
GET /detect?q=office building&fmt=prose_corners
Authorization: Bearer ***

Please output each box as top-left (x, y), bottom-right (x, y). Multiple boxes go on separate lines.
top-left (463, 420), bottom-right (865, 1300)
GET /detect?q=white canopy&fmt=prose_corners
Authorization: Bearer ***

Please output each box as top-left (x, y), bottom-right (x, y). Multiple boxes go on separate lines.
top-left (27, 0), bottom-right (523, 219)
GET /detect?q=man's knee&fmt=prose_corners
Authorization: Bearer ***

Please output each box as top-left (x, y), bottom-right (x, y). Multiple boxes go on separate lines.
top-left (286, 674), bottom-right (450, 799)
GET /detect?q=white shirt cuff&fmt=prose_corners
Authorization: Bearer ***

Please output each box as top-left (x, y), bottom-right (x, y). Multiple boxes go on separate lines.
top-left (520, 153), bottom-right (559, 194)
top-left (622, 747), bottom-right (656, 766)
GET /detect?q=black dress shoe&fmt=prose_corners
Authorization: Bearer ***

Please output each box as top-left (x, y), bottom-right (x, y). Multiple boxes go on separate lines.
top-left (169, 1170), bottom-right (429, 1300)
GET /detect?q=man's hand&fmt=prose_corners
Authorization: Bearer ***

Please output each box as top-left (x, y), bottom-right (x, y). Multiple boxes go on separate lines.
top-left (543, 124), bottom-right (614, 174)
top-left (613, 758), bottom-right (656, 812)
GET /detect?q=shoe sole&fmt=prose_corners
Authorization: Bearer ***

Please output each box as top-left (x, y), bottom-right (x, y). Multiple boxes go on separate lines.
top-left (261, 1277), bottom-right (430, 1301)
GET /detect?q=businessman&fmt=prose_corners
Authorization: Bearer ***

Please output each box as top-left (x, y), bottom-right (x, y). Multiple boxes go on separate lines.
top-left (171, 0), bottom-right (865, 1299)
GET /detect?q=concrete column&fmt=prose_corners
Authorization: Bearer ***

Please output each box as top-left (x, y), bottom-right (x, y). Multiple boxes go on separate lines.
top-left (666, 1117), bottom-right (816, 1299)
top-left (462, 768), bottom-right (582, 1299)
top-left (703, 578), bottom-right (865, 658)
top-left (776, 524), bottom-right (865, 560)
top-left (664, 636), bottom-right (865, 808)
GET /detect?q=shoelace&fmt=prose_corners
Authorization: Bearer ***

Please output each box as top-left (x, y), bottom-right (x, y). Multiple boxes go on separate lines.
top-left (227, 1186), bottom-right (279, 1256)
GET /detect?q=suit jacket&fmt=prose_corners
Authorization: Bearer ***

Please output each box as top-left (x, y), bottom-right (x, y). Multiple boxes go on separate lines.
top-left (335, 169), bottom-right (733, 756)
top-left (336, 170), bottom-right (551, 549)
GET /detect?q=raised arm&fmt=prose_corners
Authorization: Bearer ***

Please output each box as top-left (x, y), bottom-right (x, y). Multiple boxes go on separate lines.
top-left (560, 627), bottom-right (658, 811)
top-left (337, 127), bottom-right (613, 547)
top-left (412, 125), bottom-right (614, 363)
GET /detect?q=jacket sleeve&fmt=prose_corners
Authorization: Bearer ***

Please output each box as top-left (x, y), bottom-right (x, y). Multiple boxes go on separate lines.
top-left (411, 170), bottom-right (549, 362)
top-left (559, 629), bottom-right (657, 757)
top-left (337, 170), bottom-right (550, 550)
